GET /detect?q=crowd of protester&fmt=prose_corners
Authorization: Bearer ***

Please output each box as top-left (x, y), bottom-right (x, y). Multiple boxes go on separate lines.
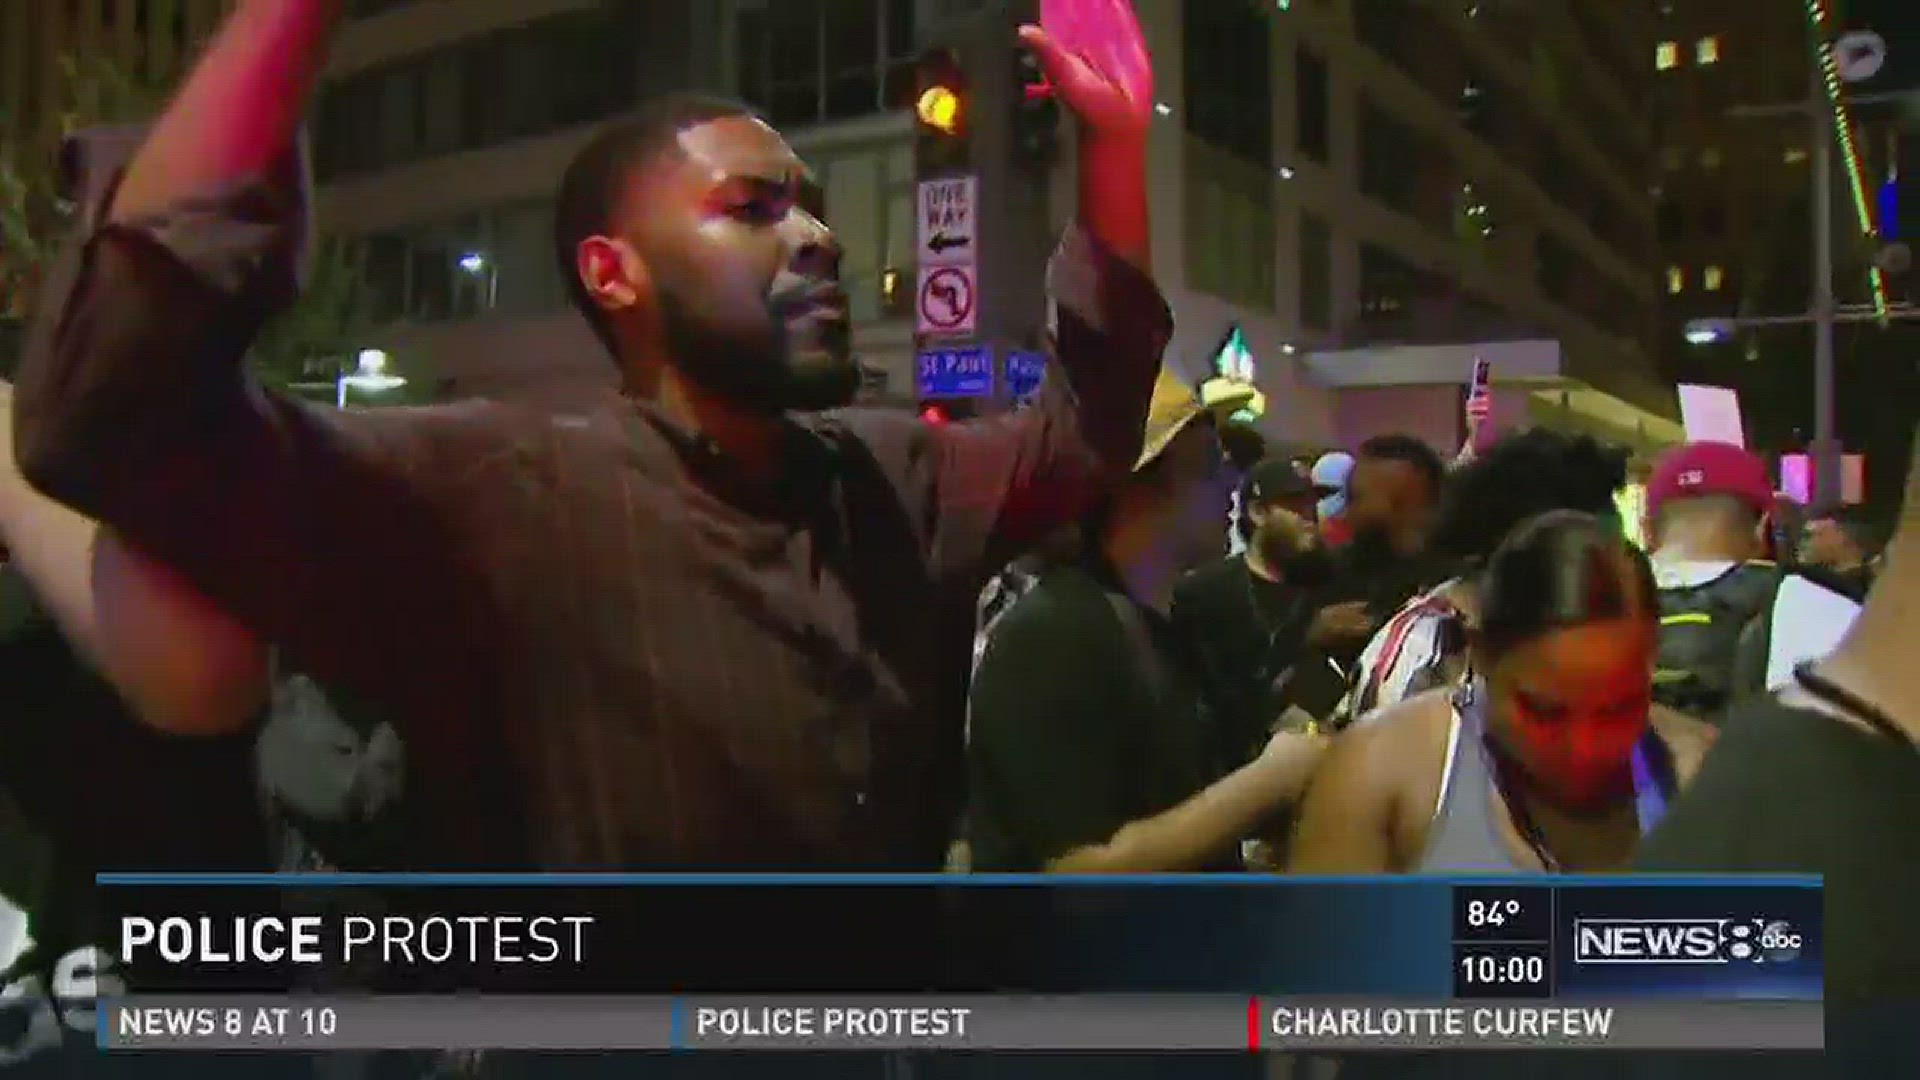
top-left (1, 1), bottom-right (1915, 1077)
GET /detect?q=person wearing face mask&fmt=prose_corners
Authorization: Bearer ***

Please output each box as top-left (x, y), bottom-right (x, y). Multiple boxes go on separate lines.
top-left (1290, 510), bottom-right (1716, 874)
top-left (11, 0), bottom-right (1169, 871)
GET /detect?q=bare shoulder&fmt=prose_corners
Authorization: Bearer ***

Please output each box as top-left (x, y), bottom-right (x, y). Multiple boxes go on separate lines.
top-left (1294, 690), bottom-right (1455, 871)
top-left (1651, 706), bottom-right (1719, 786)
top-left (1339, 690), bottom-right (1456, 809)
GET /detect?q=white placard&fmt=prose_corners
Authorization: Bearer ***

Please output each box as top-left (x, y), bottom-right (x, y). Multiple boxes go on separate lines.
top-left (917, 265), bottom-right (978, 336)
top-left (1677, 384), bottom-right (1746, 447)
top-left (917, 176), bottom-right (978, 267)
top-left (1765, 576), bottom-right (1862, 691)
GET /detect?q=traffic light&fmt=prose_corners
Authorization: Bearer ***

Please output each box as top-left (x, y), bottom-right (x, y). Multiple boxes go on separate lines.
top-left (1012, 47), bottom-right (1060, 167)
top-left (914, 47), bottom-right (971, 176)
top-left (917, 399), bottom-right (981, 425)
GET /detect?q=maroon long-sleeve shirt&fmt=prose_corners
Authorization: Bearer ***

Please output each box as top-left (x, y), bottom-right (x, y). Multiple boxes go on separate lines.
top-left (12, 172), bottom-right (1170, 869)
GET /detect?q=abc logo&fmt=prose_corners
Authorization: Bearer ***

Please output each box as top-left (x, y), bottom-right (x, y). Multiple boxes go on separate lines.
top-left (1722, 920), bottom-right (1802, 963)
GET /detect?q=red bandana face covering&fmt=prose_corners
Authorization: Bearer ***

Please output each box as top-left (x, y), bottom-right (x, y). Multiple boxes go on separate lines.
top-left (1482, 641), bottom-right (1666, 810)
top-left (1497, 686), bottom-right (1652, 810)
top-left (1486, 624), bottom-right (1656, 812)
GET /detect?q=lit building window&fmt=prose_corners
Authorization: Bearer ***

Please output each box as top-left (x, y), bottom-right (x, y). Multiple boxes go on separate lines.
top-left (1656, 41), bottom-right (1679, 70)
top-left (1696, 36), bottom-right (1721, 64)
top-left (1700, 147), bottom-right (1723, 168)
top-left (1667, 267), bottom-right (1686, 294)
top-left (1784, 147), bottom-right (1809, 164)
top-left (1704, 265), bottom-right (1725, 291)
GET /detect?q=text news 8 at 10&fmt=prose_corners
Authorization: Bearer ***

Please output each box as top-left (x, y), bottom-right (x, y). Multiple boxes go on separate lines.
top-left (90, 872), bottom-right (1825, 1054)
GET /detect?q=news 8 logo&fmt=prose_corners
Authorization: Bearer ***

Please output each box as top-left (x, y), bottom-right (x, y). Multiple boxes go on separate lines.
top-left (1572, 918), bottom-right (1804, 965)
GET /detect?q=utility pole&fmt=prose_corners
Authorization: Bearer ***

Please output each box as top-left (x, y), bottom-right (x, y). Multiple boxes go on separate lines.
top-left (909, 0), bottom-right (1054, 416)
top-left (1811, 67), bottom-right (1841, 511)
top-left (1725, 72), bottom-right (1911, 508)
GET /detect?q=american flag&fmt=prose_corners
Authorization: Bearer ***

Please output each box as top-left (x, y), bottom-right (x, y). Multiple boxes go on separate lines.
top-left (1466, 358), bottom-right (1493, 425)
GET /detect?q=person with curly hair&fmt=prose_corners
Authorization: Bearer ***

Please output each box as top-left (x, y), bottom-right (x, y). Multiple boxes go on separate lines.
top-left (1333, 429), bottom-right (1631, 725)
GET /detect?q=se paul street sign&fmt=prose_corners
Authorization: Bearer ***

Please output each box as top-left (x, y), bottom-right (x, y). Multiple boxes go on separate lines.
top-left (916, 344), bottom-right (993, 399)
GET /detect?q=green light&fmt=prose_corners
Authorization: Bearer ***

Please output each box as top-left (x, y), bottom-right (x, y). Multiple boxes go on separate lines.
top-left (1213, 326), bottom-right (1255, 381)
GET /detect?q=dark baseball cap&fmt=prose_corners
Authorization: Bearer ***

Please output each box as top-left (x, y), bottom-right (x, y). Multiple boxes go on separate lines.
top-left (1243, 458), bottom-right (1316, 506)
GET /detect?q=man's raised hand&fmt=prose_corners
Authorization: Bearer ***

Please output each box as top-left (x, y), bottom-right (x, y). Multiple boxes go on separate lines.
top-left (1019, 0), bottom-right (1154, 146)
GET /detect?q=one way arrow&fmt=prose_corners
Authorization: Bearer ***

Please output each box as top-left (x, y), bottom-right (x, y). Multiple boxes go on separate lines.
top-left (928, 232), bottom-right (972, 255)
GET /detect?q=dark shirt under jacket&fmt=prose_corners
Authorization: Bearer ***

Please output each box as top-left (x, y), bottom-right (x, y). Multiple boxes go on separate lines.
top-left (13, 173), bottom-right (1171, 870)
top-left (1322, 539), bottom-right (1443, 664)
top-left (1171, 554), bottom-right (1321, 766)
top-left (968, 563), bottom-right (1231, 873)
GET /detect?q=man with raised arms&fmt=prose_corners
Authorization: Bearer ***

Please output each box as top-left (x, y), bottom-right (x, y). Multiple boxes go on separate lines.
top-left (12, 0), bottom-right (1168, 870)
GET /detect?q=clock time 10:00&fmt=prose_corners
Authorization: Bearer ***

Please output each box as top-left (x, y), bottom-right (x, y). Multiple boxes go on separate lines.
top-left (1458, 951), bottom-right (1545, 987)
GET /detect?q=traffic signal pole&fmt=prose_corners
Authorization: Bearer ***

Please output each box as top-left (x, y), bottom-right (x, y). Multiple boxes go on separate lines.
top-left (1728, 80), bottom-right (1914, 508)
top-left (959, 2), bottom-right (1043, 393)
top-left (913, 0), bottom-right (1055, 411)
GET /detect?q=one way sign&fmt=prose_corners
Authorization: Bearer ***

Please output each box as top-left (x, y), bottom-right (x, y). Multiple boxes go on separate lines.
top-left (917, 176), bottom-right (978, 268)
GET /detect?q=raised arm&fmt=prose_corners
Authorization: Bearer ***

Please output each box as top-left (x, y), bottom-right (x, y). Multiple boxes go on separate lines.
top-left (10, 0), bottom-right (452, 699)
top-left (0, 382), bottom-right (268, 734)
top-left (15, 0), bottom-right (337, 503)
top-left (849, 0), bottom-right (1166, 575)
top-left (959, 2), bottom-right (1162, 554)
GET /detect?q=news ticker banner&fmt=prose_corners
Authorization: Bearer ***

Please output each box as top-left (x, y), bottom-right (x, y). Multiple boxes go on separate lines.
top-left (99, 995), bottom-right (1823, 1052)
top-left (96, 873), bottom-right (1822, 999)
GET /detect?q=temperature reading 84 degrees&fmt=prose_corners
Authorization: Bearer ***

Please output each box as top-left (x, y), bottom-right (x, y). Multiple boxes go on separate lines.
top-left (1452, 886), bottom-right (1550, 941)
top-left (1466, 899), bottom-right (1522, 929)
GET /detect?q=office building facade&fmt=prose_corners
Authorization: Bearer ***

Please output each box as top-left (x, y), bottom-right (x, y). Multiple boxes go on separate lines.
top-left (0, 0), bottom-right (230, 318)
top-left (1651, 2), bottom-right (1821, 333)
top-left (309, 0), bottom-right (1679, 450)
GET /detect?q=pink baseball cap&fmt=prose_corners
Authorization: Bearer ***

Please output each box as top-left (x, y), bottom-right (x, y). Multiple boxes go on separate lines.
top-left (1647, 441), bottom-right (1774, 519)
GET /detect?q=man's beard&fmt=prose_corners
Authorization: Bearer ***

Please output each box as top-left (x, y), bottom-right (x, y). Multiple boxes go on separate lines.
top-left (1255, 526), bottom-right (1331, 580)
top-left (658, 282), bottom-right (859, 415)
